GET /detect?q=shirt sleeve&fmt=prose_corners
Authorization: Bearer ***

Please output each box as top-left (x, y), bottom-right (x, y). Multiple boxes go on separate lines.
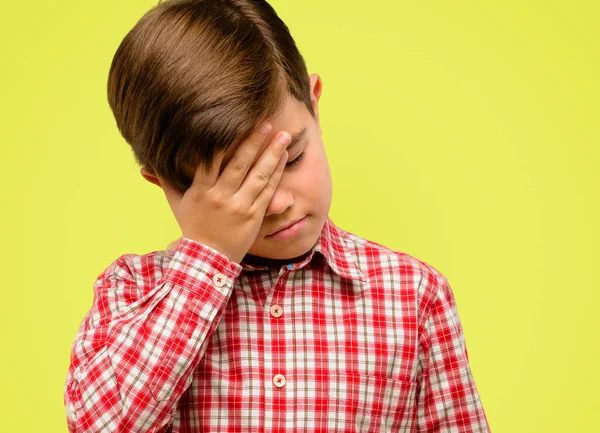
top-left (63, 238), bottom-right (242, 433)
top-left (415, 274), bottom-right (491, 432)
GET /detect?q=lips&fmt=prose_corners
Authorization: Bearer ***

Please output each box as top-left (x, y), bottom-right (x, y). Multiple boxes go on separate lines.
top-left (268, 216), bottom-right (305, 236)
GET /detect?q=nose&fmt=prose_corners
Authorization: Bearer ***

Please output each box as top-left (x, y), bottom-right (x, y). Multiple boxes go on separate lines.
top-left (264, 182), bottom-right (294, 216)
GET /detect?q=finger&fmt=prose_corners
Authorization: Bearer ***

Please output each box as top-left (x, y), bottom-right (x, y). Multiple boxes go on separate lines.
top-left (218, 122), bottom-right (273, 192)
top-left (238, 131), bottom-right (290, 203)
top-left (252, 150), bottom-right (288, 212)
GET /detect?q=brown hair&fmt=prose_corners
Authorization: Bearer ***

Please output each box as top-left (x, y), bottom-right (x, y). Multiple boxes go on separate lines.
top-left (107, 0), bottom-right (315, 192)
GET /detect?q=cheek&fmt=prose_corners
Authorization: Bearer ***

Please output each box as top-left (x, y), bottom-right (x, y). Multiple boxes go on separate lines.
top-left (295, 150), bottom-right (331, 199)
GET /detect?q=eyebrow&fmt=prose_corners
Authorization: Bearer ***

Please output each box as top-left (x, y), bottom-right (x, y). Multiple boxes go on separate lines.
top-left (286, 127), bottom-right (307, 150)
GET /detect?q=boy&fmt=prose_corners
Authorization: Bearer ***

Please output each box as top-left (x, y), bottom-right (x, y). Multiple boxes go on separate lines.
top-left (64, 0), bottom-right (491, 431)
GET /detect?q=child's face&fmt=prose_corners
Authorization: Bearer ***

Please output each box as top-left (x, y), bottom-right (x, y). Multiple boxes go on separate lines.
top-left (142, 74), bottom-right (331, 262)
top-left (235, 74), bottom-right (332, 261)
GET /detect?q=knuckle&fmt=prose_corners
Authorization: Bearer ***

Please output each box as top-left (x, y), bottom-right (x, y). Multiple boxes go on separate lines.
top-left (232, 159), bottom-right (248, 173)
top-left (254, 169), bottom-right (270, 183)
top-left (262, 180), bottom-right (275, 193)
top-left (247, 137), bottom-right (263, 151)
top-left (263, 182), bottom-right (275, 195)
top-left (208, 190), bottom-right (225, 208)
top-left (189, 190), bottom-right (204, 202)
top-left (230, 200), bottom-right (245, 215)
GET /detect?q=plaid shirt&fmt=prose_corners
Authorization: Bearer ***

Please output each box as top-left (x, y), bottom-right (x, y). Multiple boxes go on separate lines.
top-left (64, 216), bottom-right (490, 432)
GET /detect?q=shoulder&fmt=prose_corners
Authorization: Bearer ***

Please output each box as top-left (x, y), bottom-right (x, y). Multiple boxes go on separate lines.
top-left (74, 248), bottom-right (175, 330)
top-left (339, 226), bottom-right (449, 308)
top-left (95, 247), bottom-right (172, 290)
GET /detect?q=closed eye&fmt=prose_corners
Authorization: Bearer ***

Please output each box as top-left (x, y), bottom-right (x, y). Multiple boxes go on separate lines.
top-left (285, 151), bottom-right (305, 168)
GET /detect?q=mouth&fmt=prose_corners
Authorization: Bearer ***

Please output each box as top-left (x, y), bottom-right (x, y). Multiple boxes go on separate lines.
top-left (267, 215), bottom-right (306, 237)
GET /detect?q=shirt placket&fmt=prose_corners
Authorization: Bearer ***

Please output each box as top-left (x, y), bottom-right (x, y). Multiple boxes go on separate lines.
top-left (263, 263), bottom-right (293, 432)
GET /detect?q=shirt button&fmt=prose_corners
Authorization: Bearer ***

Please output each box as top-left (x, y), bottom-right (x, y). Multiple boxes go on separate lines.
top-left (270, 304), bottom-right (283, 318)
top-left (212, 273), bottom-right (228, 287)
top-left (65, 402), bottom-right (76, 420)
top-left (273, 374), bottom-right (286, 388)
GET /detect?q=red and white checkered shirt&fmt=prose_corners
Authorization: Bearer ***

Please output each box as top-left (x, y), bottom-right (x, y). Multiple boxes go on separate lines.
top-left (64, 216), bottom-right (490, 432)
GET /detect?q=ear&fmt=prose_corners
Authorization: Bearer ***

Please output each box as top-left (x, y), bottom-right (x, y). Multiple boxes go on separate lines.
top-left (140, 167), bottom-right (162, 188)
top-left (309, 73), bottom-right (322, 122)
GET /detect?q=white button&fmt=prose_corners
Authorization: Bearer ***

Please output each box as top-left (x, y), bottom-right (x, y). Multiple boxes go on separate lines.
top-left (212, 273), bottom-right (228, 287)
top-left (273, 374), bottom-right (286, 388)
top-left (270, 304), bottom-right (283, 318)
top-left (65, 402), bottom-right (76, 420)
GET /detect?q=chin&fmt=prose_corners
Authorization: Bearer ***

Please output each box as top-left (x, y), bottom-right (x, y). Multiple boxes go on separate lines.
top-left (250, 226), bottom-right (318, 259)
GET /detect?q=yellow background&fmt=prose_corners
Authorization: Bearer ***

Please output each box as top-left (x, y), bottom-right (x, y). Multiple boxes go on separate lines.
top-left (2, 1), bottom-right (598, 432)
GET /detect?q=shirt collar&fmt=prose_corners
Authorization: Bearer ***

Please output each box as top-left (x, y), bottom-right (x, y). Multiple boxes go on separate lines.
top-left (241, 216), bottom-right (367, 282)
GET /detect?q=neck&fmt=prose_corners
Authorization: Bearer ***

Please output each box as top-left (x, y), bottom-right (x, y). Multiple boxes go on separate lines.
top-left (242, 250), bottom-right (312, 268)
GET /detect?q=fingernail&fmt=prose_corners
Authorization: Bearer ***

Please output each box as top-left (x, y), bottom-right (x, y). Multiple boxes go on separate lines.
top-left (278, 132), bottom-right (291, 145)
top-left (259, 123), bottom-right (272, 134)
